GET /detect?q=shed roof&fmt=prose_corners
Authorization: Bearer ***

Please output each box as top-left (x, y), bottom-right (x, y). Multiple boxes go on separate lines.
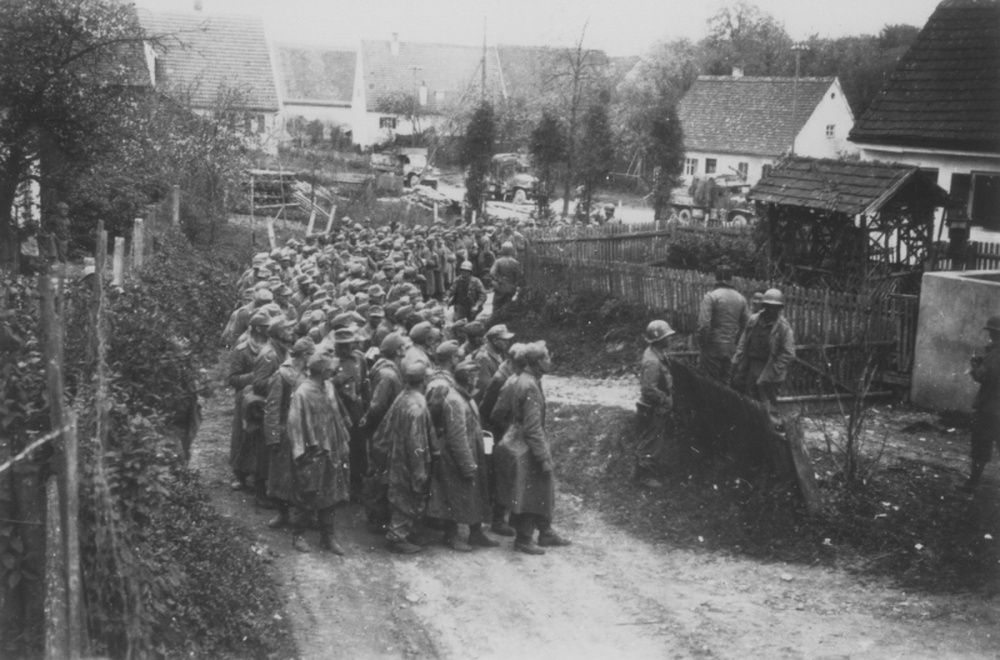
top-left (849, 0), bottom-right (1000, 153)
top-left (677, 76), bottom-right (836, 157)
top-left (275, 44), bottom-right (355, 107)
top-left (748, 157), bottom-right (947, 215)
top-left (139, 10), bottom-right (279, 112)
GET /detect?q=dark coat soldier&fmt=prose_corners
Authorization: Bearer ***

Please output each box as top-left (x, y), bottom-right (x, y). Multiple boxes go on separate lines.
top-left (228, 311), bottom-right (269, 491)
top-left (697, 266), bottom-right (749, 383)
top-left (447, 261), bottom-right (488, 322)
top-left (731, 288), bottom-right (795, 417)
top-left (491, 341), bottom-right (570, 555)
top-left (967, 315), bottom-right (1000, 489)
top-left (361, 332), bottom-right (407, 531)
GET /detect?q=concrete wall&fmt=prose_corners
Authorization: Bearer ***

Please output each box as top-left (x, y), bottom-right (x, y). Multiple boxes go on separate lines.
top-left (912, 270), bottom-right (1000, 411)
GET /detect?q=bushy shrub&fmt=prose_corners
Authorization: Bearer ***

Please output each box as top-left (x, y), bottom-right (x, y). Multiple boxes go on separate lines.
top-left (663, 230), bottom-right (769, 279)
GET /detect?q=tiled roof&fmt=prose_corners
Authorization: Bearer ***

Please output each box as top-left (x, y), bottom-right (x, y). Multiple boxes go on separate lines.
top-left (360, 40), bottom-right (487, 113)
top-left (677, 76), bottom-right (836, 157)
top-left (495, 45), bottom-right (610, 100)
top-left (748, 157), bottom-right (943, 215)
top-left (275, 44), bottom-right (355, 106)
top-left (139, 10), bottom-right (279, 112)
top-left (849, 0), bottom-right (1000, 153)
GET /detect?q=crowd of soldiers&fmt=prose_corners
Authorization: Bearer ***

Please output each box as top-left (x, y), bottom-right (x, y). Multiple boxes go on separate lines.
top-left (222, 218), bottom-right (571, 555)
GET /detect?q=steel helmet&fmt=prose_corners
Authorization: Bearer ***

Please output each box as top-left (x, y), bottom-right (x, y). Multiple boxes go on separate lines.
top-left (644, 320), bottom-right (675, 343)
top-left (761, 288), bottom-right (785, 306)
top-left (984, 315), bottom-right (1000, 332)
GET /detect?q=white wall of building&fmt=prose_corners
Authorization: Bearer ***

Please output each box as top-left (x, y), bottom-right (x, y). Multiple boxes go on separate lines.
top-left (858, 144), bottom-right (1000, 241)
top-left (795, 80), bottom-right (858, 159)
top-left (682, 151), bottom-right (774, 186)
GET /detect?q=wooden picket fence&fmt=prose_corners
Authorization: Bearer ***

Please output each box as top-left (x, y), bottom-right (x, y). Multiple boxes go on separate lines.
top-left (929, 240), bottom-right (1000, 272)
top-left (523, 253), bottom-right (920, 382)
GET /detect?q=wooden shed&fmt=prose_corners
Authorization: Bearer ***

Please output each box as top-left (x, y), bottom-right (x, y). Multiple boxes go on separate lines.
top-left (748, 157), bottom-right (951, 289)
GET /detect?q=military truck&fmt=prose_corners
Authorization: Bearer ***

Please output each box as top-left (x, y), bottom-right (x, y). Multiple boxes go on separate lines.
top-left (370, 147), bottom-right (439, 189)
top-left (487, 153), bottom-right (539, 204)
top-left (670, 174), bottom-right (754, 226)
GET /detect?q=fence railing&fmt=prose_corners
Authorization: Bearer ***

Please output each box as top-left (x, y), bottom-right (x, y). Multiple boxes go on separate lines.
top-left (929, 240), bottom-right (1000, 272)
top-left (523, 253), bottom-right (920, 379)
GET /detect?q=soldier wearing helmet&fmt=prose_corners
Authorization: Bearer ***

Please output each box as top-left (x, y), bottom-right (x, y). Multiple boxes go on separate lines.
top-left (447, 260), bottom-right (488, 322)
top-left (635, 319), bottom-right (676, 487)
top-left (966, 314), bottom-right (1000, 489)
top-left (731, 288), bottom-right (796, 418)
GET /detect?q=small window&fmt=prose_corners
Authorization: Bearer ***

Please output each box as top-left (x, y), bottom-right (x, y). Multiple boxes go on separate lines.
top-left (256, 114), bottom-right (266, 134)
top-left (705, 158), bottom-right (717, 174)
top-left (831, 92), bottom-right (836, 99)
top-left (244, 114), bottom-right (253, 134)
top-left (737, 162), bottom-right (749, 179)
top-left (826, 124), bottom-right (835, 138)
top-left (762, 164), bottom-right (773, 179)
top-left (379, 116), bottom-right (397, 129)
top-left (684, 158), bottom-right (698, 176)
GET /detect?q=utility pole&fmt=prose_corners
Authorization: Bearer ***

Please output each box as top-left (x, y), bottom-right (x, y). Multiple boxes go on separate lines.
top-left (790, 42), bottom-right (808, 155)
top-left (481, 16), bottom-right (487, 102)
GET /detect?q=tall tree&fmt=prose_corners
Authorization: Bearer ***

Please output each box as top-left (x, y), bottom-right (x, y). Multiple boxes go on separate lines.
top-left (529, 111), bottom-right (566, 220)
top-left (576, 100), bottom-right (615, 220)
top-left (702, 1), bottom-right (793, 76)
top-left (0, 0), bottom-right (149, 267)
top-left (460, 101), bottom-right (495, 219)
top-left (543, 23), bottom-right (610, 217)
top-left (647, 105), bottom-right (685, 222)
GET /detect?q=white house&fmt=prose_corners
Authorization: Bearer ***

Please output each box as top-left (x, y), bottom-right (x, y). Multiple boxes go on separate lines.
top-left (848, 0), bottom-right (1000, 241)
top-left (138, 10), bottom-right (282, 154)
top-left (273, 43), bottom-right (355, 143)
top-left (676, 74), bottom-right (858, 186)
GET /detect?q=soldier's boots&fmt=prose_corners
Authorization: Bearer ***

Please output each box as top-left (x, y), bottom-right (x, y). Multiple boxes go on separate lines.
top-left (468, 528), bottom-right (500, 548)
top-left (490, 519), bottom-right (516, 537)
top-left (319, 529), bottom-right (346, 556)
top-left (537, 530), bottom-right (572, 547)
top-left (513, 538), bottom-right (545, 556)
top-left (388, 538), bottom-right (423, 554)
top-left (292, 532), bottom-right (311, 554)
top-left (444, 533), bottom-right (473, 553)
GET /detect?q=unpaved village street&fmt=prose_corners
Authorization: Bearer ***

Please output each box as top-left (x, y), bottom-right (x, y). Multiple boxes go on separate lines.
top-left (193, 371), bottom-right (1000, 659)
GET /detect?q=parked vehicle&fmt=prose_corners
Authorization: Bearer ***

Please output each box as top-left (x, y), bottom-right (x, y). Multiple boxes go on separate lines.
top-left (487, 153), bottom-right (539, 204)
top-left (670, 175), bottom-right (754, 225)
top-left (371, 147), bottom-right (439, 189)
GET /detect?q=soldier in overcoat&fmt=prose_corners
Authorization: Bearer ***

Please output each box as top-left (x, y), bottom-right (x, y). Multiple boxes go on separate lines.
top-left (967, 315), bottom-right (1000, 489)
top-left (491, 341), bottom-right (571, 555)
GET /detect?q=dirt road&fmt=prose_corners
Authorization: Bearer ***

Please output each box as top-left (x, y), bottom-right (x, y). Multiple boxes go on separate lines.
top-left (193, 372), bottom-right (999, 659)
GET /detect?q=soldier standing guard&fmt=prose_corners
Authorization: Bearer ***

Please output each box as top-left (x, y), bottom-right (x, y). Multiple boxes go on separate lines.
top-left (697, 265), bottom-right (749, 383)
top-left (966, 314), bottom-right (1000, 490)
top-left (731, 288), bottom-right (795, 420)
top-left (635, 320), bottom-right (675, 487)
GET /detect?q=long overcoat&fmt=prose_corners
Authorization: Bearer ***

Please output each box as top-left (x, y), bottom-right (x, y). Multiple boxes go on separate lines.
top-left (491, 371), bottom-right (554, 518)
top-left (426, 381), bottom-right (490, 524)
top-left (286, 378), bottom-right (351, 509)
top-left (370, 389), bottom-right (435, 518)
top-left (264, 360), bottom-right (305, 502)
top-left (227, 337), bottom-right (261, 475)
top-left (972, 342), bottom-right (1000, 455)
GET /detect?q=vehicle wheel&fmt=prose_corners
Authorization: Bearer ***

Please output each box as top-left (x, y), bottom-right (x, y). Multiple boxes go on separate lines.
top-left (512, 188), bottom-right (527, 205)
top-left (405, 173), bottom-right (419, 188)
top-left (727, 213), bottom-right (749, 227)
top-left (677, 208), bottom-right (692, 224)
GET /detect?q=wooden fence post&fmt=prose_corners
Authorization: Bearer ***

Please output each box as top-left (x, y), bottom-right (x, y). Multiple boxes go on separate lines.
top-left (132, 218), bottom-right (144, 270)
top-left (112, 237), bottom-right (125, 286)
top-left (39, 274), bottom-right (83, 660)
top-left (171, 184), bottom-right (180, 226)
top-left (325, 205), bottom-right (337, 236)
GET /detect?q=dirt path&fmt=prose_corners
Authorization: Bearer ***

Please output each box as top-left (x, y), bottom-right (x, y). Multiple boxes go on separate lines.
top-left (192, 369), bottom-right (1000, 659)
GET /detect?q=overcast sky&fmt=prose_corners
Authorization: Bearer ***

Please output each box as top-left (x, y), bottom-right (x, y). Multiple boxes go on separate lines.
top-left (133, 0), bottom-right (942, 56)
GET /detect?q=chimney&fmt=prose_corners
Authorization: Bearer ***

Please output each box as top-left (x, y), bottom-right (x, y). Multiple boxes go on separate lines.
top-left (732, 66), bottom-right (744, 78)
top-left (391, 32), bottom-right (399, 56)
top-left (193, 0), bottom-right (202, 10)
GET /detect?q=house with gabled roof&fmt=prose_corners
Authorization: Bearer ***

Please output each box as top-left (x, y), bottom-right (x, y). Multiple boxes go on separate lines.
top-left (848, 0), bottom-right (1000, 240)
top-left (677, 74), bottom-right (857, 186)
top-left (274, 43), bottom-right (355, 141)
top-left (353, 35), bottom-right (489, 147)
top-left (138, 9), bottom-right (281, 152)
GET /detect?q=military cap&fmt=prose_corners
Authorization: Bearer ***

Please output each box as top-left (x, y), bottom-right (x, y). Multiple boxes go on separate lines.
top-left (249, 311), bottom-right (271, 328)
top-left (368, 304), bottom-right (385, 318)
top-left (380, 331), bottom-right (408, 357)
top-left (485, 324), bottom-right (514, 340)
top-left (267, 316), bottom-right (295, 337)
top-left (464, 321), bottom-right (485, 338)
top-left (333, 327), bottom-right (357, 344)
top-left (435, 340), bottom-right (461, 360)
top-left (401, 359), bottom-right (428, 384)
top-left (254, 288), bottom-right (274, 303)
top-left (409, 321), bottom-right (434, 343)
